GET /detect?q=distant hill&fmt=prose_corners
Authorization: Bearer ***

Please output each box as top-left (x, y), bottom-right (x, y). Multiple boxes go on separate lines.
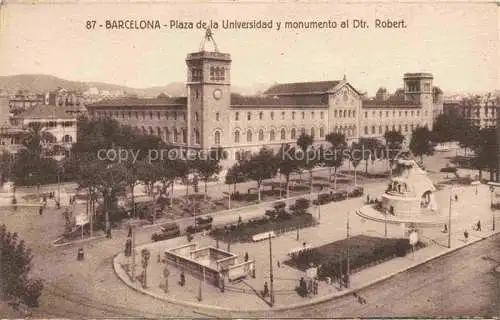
top-left (0, 74), bottom-right (272, 97)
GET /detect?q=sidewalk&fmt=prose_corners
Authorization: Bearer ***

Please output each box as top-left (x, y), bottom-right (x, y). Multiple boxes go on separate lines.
top-left (112, 183), bottom-right (497, 313)
top-left (113, 225), bottom-right (498, 313)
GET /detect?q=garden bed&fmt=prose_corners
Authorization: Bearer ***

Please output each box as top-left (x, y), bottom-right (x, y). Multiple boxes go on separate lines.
top-left (284, 235), bottom-right (425, 280)
top-left (209, 212), bottom-right (317, 243)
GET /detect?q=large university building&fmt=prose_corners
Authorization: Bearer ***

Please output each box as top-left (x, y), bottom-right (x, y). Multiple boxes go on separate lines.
top-left (87, 31), bottom-right (443, 161)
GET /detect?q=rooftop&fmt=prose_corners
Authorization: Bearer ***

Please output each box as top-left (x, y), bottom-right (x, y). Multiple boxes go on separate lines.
top-left (87, 97), bottom-right (187, 108)
top-left (17, 105), bottom-right (81, 119)
top-left (230, 93), bottom-right (327, 108)
top-left (264, 81), bottom-right (342, 95)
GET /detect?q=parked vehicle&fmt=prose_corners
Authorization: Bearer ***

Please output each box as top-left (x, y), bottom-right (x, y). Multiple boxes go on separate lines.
top-left (348, 186), bottom-right (364, 198)
top-left (151, 223), bottom-right (181, 242)
top-left (330, 190), bottom-right (348, 202)
top-left (312, 193), bottom-right (332, 205)
top-left (186, 216), bottom-right (213, 233)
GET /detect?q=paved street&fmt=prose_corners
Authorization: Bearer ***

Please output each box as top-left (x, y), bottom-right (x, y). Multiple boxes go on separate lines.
top-left (277, 233), bottom-right (500, 318)
top-left (1, 150), bottom-right (497, 317)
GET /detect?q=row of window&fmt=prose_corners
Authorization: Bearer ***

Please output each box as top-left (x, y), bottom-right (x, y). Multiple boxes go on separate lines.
top-left (190, 66), bottom-right (227, 82)
top-left (365, 110), bottom-right (423, 118)
top-left (26, 121), bottom-right (75, 128)
top-left (363, 124), bottom-right (417, 135)
top-left (234, 110), bottom-right (326, 121)
top-left (231, 127), bottom-right (326, 144)
top-left (334, 109), bottom-right (356, 118)
top-left (133, 126), bottom-right (202, 145)
top-left (94, 110), bottom-right (187, 121)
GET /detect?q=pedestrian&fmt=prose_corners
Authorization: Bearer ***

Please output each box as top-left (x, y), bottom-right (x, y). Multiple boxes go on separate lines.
top-left (277, 260), bottom-right (281, 268)
top-left (464, 230), bottom-right (469, 242)
top-left (263, 281), bottom-right (269, 297)
top-left (106, 228), bottom-right (112, 239)
top-left (179, 271), bottom-right (185, 286)
top-left (38, 206), bottom-right (43, 215)
top-left (455, 194), bottom-right (458, 202)
top-left (477, 220), bottom-right (481, 231)
top-left (443, 224), bottom-right (448, 233)
top-left (244, 252), bottom-right (249, 262)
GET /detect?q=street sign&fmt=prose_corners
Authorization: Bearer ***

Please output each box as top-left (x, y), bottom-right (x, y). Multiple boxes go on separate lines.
top-left (305, 267), bottom-right (317, 279)
top-left (409, 231), bottom-right (418, 245)
top-left (75, 213), bottom-right (89, 226)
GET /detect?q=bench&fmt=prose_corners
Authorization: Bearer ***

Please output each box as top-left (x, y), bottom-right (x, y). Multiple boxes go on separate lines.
top-left (252, 231), bottom-right (276, 242)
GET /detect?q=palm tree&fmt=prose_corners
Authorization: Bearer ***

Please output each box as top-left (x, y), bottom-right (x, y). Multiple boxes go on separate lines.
top-left (21, 122), bottom-right (56, 158)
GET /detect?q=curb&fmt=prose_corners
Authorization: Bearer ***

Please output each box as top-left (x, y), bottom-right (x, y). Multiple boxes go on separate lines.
top-left (52, 235), bottom-right (108, 248)
top-left (356, 206), bottom-right (446, 227)
top-left (112, 230), bottom-right (498, 314)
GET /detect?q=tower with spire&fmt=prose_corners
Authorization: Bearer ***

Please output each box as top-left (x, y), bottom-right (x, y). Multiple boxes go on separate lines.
top-left (185, 29), bottom-right (231, 149)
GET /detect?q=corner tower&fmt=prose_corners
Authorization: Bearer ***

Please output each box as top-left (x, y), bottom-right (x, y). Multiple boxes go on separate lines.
top-left (185, 29), bottom-right (231, 149)
top-left (404, 73), bottom-right (434, 129)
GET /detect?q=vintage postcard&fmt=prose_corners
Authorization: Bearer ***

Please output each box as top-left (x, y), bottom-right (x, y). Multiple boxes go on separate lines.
top-left (0, 1), bottom-right (498, 319)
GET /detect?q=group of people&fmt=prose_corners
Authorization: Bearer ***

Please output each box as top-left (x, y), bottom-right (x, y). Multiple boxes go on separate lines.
top-left (297, 277), bottom-right (319, 297)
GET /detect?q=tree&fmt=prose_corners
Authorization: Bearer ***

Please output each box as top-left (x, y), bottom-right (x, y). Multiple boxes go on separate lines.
top-left (358, 137), bottom-right (382, 174)
top-left (21, 122), bottom-right (56, 158)
top-left (384, 130), bottom-right (405, 177)
top-left (0, 224), bottom-right (44, 307)
top-left (225, 162), bottom-right (242, 193)
top-left (194, 147), bottom-right (225, 199)
top-left (324, 133), bottom-right (347, 189)
top-left (296, 133), bottom-right (316, 198)
top-left (409, 126), bottom-right (434, 163)
top-left (348, 142), bottom-right (362, 185)
top-left (242, 148), bottom-right (278, 202)
top-left (276, 144), bottom-right (300, 199)
top-left (137, 160), bottom-right (163, 224)
top-left (472, 127), bottom-right (498, 180)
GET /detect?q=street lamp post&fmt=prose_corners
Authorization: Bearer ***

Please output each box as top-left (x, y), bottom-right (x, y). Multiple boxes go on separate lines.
top-left (490, 186), bottom-right (495, 231)
top-left (384, 210), bottom-right (388, 237)
top-left (448, 190), bottom-right (453, 248)
top-left (268, 233), bottom-right (275, 307)
top-left (346, 209), bottom-right (350, 288)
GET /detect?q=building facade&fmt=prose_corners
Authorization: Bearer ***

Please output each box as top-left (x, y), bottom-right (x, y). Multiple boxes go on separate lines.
top-left (87, 32), bottom-right (443, 161)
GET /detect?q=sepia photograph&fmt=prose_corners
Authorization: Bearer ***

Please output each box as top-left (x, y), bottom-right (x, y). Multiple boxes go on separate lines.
top-left (0, 1), bottom-right (498, 318)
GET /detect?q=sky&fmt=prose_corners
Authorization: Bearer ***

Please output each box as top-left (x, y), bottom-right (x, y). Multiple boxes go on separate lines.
top-left (0, 1), bottom-right (498, 95)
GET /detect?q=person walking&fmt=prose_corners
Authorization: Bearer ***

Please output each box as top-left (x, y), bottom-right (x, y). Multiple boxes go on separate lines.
top-left (477, 220), bottom-right (481, 231)
top-left (443, 224), bottom-right (448, 233)
top-left (244, 252), bottom-right (249, 262)
top-left (263, 281), bottom-right (269, 297)
top-left (464, 230), bottom-right (469, 242)
top-left (38, 206), bottom-right (43, 215)
top-left (455, 194), bottom-right (458, 202)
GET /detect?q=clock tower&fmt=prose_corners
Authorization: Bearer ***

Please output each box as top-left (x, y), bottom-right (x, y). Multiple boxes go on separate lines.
top-left (186, 29), bottom-right (231, 149)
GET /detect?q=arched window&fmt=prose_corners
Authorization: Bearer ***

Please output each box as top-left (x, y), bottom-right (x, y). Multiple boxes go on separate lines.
top-left (142, 127), bottom-right (147, 135)
top-left (210, 66), bottom-right (215, 80)
top-left (157, 127), bottom-right (162, 137)
top-left (182, 129), bottom-right (187, 143)
top-left (195, 112), bottom-right (199, 121)
top-left (280, 128), bottom-right (286, 140)
top-left (165, 128), bottom-right (170, 142)
top-left (234, 130), bottom-right (240, 143)
top-left (149, 112), bottom-right (153, 120)
top-left (311, 127), bottom-right (315, 138)
top-left (319, 127), bottom-right (325, 138)
top-left (214, 131), bottom-right (221, 145)
top-left (142, 112), bottom-right (146, 120)
top-left (301, 128), bottom-right (305, 135)
top-left (195, 129), bottom-right (200, 144)
top-left (291, 128), bottom-right (296, 140)
top-left (247, 130), bottom-right (252, 142)
top-left (149, 127), bottom-right (154, 135)
top-left (270, 129), bottom-right (276, 141)
top-left (258, 129), bottom-right (264, 141)
top-left (174, 129), bottom-right (179, 143)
